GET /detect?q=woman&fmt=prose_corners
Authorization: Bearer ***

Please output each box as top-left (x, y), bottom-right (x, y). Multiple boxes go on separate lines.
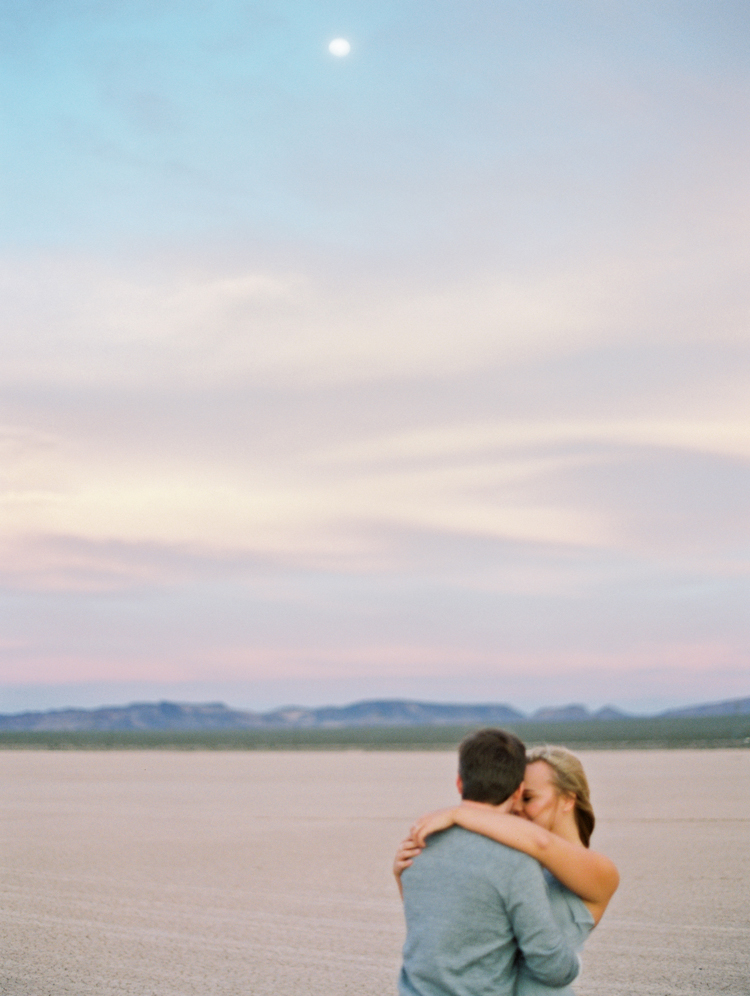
top-left (394, 745), bottom-right (619, 994)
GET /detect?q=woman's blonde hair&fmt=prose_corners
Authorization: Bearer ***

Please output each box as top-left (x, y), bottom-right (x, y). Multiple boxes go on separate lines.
top-left (526, 745), bottom-right (595, 847)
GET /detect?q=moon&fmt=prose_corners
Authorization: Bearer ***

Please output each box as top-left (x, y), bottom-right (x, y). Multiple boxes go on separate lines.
top-left (328, 38), bottom-right (351, 57)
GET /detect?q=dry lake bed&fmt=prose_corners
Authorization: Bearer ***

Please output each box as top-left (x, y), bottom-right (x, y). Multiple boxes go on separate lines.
top-left (1, 748), bottom-right (748, 995)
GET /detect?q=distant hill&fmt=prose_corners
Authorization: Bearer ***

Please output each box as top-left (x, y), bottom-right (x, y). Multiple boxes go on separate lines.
top-left (0, 701), bottom-right (266, 732)
top-left (0, 695), bottom-right (746, 732)
top-left (658, 696), bottom-right (750, 718)
top-left (0, 699), bottom-right (523, 732)
top-left (530, 704), bottom-right (631, 722)
top-left (265, 700), bottom-right (525, 728)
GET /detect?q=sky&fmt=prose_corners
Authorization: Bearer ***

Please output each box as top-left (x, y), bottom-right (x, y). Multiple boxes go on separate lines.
top-left (1, 0), bottom-right (749, 715)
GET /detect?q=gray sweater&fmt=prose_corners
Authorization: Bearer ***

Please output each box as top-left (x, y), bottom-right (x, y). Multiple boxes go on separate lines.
top-left (399, 827), bottom-right (580, 996)
top-left (516, 871), bottom-right (595, 996)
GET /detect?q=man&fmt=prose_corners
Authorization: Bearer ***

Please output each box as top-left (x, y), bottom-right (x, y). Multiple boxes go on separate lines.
top-left (398, 728), bottom-right (580, 996)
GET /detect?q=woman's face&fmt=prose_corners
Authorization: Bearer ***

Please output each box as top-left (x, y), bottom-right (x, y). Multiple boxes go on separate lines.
top-left (515, 760), bottom-right (569, 831)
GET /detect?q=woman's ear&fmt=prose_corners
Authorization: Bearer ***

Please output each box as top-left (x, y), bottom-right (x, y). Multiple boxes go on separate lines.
top-left (560, 793), bottom-right (576, 814)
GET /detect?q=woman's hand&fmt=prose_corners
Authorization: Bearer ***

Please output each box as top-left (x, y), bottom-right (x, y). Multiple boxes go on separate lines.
top-left (409, 806), bottom-right (459, 847)
top-left (394, 836), bottom-right (424, 897)
top-left (394, 836), bottom-right (423, 880)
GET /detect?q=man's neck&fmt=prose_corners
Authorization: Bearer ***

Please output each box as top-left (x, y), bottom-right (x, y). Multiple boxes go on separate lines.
top-left (460, 797), bottom-right (516, 815)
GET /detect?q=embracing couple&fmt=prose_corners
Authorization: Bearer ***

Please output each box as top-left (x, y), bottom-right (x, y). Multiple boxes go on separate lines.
top-left (394, 728), bottom-right (619, 996)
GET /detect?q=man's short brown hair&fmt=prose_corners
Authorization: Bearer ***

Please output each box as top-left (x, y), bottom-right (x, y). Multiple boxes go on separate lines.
top-left (458, 728), bottom-right (526, 805)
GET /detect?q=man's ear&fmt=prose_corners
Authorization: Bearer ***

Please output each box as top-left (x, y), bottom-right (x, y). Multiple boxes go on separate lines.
top-left (510, 783), bottom-right (525, 808)
top-left (456, 774), bottom-right (463, 797)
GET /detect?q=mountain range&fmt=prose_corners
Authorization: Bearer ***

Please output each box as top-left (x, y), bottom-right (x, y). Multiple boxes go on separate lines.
top-left (0, 695), bottom-right (748, 732)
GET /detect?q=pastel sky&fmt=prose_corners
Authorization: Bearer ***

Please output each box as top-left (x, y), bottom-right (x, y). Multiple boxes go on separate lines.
top-left (2, 0), bottom-right (749, 714)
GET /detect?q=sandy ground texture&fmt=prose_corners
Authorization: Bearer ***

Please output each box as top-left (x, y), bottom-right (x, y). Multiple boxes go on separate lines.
top-left (0, 748), bottom-right (748, 996)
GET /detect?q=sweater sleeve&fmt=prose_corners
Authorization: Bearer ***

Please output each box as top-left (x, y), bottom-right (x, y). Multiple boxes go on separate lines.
top-left (503, 854), bottom-right (581, 988)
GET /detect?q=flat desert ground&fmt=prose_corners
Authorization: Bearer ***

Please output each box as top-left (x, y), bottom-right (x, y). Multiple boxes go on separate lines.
top-left (1, 748), bottom-right (748, 995)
